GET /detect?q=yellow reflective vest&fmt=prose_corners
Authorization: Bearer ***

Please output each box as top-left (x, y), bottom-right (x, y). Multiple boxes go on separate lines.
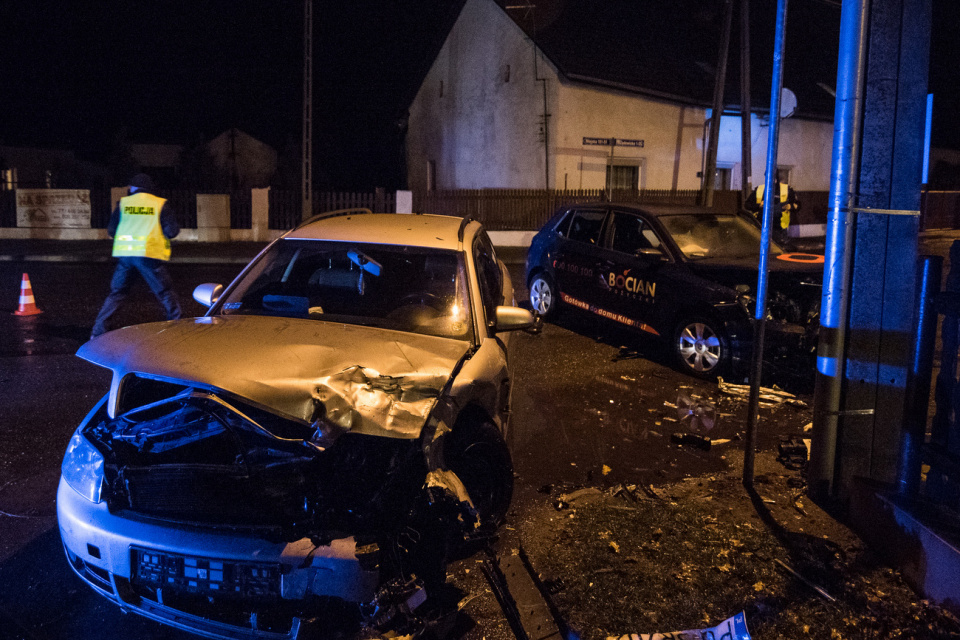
top-left (112, 192), bottom-right (171, 261)
top-left (755, 183), bottom-right (791, 230)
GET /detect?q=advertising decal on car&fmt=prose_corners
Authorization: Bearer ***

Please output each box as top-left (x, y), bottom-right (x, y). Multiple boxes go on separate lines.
top-left (560, 292), bottom-right (660, 335)
top-left (606, 269), bottom-right (656, 298)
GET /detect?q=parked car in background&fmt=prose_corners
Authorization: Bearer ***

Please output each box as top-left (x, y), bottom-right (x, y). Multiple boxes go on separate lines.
top-left (525, 204), bottom-right (823, 378)
top-left (58, 210), bottom-right (533, 638)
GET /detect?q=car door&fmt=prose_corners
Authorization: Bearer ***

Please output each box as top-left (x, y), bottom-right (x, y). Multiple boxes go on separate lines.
top-left (551, 207), bottom-right (607, 308)
top-left (470, 230), bottom-right (513, 429)
top-left (593, 209), bottom-right (669, 337)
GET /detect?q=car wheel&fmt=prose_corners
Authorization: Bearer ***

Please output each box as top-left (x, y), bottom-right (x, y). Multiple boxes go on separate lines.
top-left (529, 272), bottom-right (558, 320)
top-left (447, 420), bottom-right (514, 529)
top-left (673, 316), bottom-right (728, 378)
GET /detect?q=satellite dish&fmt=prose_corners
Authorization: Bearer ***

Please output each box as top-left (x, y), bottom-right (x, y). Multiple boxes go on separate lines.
top-left (780, 88), bottom-right (798, 118)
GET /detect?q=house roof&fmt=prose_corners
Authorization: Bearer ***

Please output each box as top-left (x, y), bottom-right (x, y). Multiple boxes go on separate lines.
top-left (495, 0), bottom-right (840, 120)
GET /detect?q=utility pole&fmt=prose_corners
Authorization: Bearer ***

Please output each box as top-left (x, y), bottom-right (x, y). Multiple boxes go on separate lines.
top-left (739, 0), bottom-right (752, 205)
top-left (809, 0), bottom-right (932, 503)
top-left (701, 0), bottom-right (734, 207)
top-left (302, 0), bottom-right (313, 220)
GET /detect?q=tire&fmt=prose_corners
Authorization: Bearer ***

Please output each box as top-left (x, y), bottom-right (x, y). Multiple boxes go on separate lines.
top-left (528, 272), bottom-right (559, 320)
top-left (446, 420), bottom-right (514, 529)
top-left (672, 316), bottom-right (729, 379)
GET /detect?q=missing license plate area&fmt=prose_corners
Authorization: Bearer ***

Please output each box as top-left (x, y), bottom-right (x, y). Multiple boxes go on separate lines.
top-left (131, 547), bottom-right (281, 599)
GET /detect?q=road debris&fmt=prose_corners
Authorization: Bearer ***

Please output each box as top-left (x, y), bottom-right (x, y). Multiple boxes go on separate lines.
top-left (671, 432), bottom-right (712, 451)
top-left (717, 377), bottom-right (809, 407)
top-left (607, 611), bottom-right (751, 640)
top-left (676, 393), bottom-right (717, 432)
top-left (777, 437), bottom-right (809, 469)
top-left (775, 558), bottom-right (836, 603)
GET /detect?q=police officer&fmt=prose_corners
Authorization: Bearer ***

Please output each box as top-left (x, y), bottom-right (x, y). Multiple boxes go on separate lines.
top-left (745, 175), bottom-right (800, 246)
top-left (90, 173), bottom-right (181, 339)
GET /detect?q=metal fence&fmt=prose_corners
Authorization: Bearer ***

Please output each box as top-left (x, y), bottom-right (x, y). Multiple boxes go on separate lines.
top-left (921, 191), bottom-right (960, 230)
top-left (901, 250), bottom-right (960, 517)
top-left (268, 190), bottom-right (396, 230)
top-left (3, 187), bottom-right (960, 232)
top-left (413, 188), bottom-right (704, 231)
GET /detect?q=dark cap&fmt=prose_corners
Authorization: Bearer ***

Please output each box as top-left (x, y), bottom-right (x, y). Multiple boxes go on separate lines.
top-left (129, 173), bottom-right (155, 193)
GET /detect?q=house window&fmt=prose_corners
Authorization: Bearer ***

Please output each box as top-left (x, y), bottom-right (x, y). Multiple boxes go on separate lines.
top-left (427, 160), bottom-right (437, 191)
top-left (606, 164), bottom-right (639, 191)
top-left (502, 64), bottom-right (511, 83)
top-left (714, 166), bottom-right (732, 190)
top-left (439, 80), bottom-right (444, 98)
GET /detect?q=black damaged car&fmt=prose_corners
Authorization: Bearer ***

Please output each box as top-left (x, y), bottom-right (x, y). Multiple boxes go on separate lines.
top-left (525, 204), bottom-right (824, 378)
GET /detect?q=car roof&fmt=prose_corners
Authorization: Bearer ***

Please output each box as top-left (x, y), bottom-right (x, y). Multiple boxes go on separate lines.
top-left (598, 203), bottom-right (723, 217)
top-left (285, 212), bottom-right (474, 250)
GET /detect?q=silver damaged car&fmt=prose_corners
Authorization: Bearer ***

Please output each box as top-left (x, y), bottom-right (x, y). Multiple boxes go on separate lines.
top-left (57, 210), bottom-right (533, 638)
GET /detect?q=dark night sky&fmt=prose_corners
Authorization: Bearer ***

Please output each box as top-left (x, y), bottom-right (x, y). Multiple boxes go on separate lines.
top-left (0, 0), bottom-right (957, 189)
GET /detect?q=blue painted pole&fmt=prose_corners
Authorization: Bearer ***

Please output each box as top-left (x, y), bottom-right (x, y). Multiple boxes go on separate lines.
top-left (743, 0), bottom-right (788, 486)
top-left (808, 0), bottom-right (870, 500)
top-left (923, 93), bottom-right (933, 184)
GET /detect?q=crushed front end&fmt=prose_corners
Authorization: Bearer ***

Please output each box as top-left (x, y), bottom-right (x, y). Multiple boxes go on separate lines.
top-left (58, 378), bottom-right (481, 639)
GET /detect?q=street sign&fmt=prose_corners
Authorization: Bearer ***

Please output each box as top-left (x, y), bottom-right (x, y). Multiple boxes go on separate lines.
top-left (582, 137), bottom-right (644, 147)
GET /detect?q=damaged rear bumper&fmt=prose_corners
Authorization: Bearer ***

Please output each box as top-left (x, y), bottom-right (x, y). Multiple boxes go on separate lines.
top-left (57, 478), bottom-right (378, 639)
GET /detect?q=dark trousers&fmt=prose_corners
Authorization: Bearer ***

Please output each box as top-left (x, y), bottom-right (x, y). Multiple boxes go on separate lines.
top-left (91, 257), bottom-right (182, 339)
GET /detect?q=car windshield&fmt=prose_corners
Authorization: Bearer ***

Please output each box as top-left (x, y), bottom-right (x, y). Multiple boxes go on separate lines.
top-left (658, 213), bottom-right (784, 260)
top-left (215, 239), bottom-right (474, 341)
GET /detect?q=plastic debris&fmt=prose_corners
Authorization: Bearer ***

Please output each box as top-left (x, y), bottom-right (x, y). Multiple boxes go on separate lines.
top-left (717, 377), bottom-right (808, 407)
top-left (676, 393), bottom-right (717, 433)
top-left (608, 611), bottom-right (751, 640)
top-left (778, 437), bottom-right (808, 469)
top-left (671, 432), bottom-right (712, 451)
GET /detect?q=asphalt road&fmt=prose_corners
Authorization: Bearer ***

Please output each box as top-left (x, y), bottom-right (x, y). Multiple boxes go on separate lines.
top-left (0, 259), bottom-right (814, 639)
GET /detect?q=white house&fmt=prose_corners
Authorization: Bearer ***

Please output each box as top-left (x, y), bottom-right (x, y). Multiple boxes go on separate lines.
top-left (407, 0), bottom-right (837, 194)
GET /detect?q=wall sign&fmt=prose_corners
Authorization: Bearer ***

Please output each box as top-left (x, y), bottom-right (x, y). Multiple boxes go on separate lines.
top-left (582, 137), bottom-right (644, 148)
top-left (16, 189), bottom-right (92, 228)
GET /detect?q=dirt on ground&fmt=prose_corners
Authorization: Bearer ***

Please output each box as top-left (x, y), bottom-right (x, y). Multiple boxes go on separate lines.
top-left (504, 449), bottom-right (960, 640)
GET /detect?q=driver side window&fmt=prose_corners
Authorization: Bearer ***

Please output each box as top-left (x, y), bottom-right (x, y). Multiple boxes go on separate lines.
top-left (608, 211), bottom-right (662, 255)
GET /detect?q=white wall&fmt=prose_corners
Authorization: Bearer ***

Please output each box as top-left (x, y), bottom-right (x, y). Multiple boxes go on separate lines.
top-left (407, 0), bottom-right (553, 190)
top-left (407, 0), bottom-right (834, 193)
top-left (553, 83), bottom-right (706, 191)
top-left (714, 113), bottom-right (833, 191)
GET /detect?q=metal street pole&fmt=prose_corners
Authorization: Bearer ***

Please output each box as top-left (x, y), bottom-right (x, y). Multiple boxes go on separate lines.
top-left (701, 0), bottom-right (734, 208)
top-left (302, 0), bottom-right (314, 221)
top-left (739, 0), bottom-right (752, 205)
top-left (807, 0), bottom-right (869, 500)
top-left (743, 0), bottom-right (788, 488)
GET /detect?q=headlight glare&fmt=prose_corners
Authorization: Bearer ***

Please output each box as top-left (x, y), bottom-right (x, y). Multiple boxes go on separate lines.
top-left (62, 432), bottom-right (104, 503)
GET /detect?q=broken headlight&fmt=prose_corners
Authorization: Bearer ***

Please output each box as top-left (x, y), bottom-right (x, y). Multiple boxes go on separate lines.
top-left (62, 430), bottom-right (104, 503)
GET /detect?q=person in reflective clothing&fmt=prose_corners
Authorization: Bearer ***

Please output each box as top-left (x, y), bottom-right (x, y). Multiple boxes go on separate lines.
top-left (90, 173), bottom-right (181, 339)
top-left (745, 174), bottom-right (800, 246)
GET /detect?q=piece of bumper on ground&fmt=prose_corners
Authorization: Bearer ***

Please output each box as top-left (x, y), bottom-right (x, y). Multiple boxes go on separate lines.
top-left (57, 478), bottom-right (379, 639)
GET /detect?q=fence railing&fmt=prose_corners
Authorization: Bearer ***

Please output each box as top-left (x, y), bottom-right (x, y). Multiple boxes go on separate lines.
top-left (902, 251), bottom-right (960, 516)
top-left (269, 190), bottom-right (396, 229)
top-left (414, 188), bottom-right (703, 230)
top-left (4, 187), bottom-right (960, 232)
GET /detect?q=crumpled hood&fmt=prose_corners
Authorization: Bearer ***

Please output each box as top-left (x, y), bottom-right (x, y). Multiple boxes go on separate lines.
top-left (686, 256), bottom-right (822, 293)
top-left (78, 315), bottom-right (471, 439)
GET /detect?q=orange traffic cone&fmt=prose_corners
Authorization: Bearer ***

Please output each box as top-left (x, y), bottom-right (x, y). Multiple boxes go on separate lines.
top-left (13, 273), bottom-right (42, 316)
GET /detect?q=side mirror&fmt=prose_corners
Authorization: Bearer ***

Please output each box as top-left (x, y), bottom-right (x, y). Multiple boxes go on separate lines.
top-left (493, 305), bottom-right (535, 332)
top-left (636, 247), bottom-right (667, 262)
top-left (193, 283), bottom-right (224, 308)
